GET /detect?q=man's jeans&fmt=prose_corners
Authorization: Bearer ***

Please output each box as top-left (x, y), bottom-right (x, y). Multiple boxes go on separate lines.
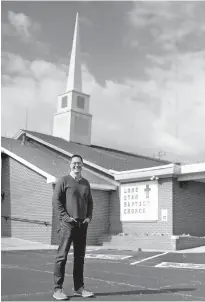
top-left (53, 219), bottom-right (88, 291)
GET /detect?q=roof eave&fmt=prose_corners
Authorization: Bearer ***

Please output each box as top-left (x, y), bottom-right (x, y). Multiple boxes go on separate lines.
top-left (110, 164), bottom-right (182, 182)
top-left (47, 176), bottom-right (117, 191)
top-left (177, 163), bottom-right (205, 182)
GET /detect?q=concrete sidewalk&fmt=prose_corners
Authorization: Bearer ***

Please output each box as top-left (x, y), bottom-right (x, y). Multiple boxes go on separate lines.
top-left (1, 237), bottom-right (100, 252)
top-left (1, 237), bottom-right (205, 253)
top-left (176, 245), bottom-right (205, 253)
top-left (1, 237), bottom-right (58, 251)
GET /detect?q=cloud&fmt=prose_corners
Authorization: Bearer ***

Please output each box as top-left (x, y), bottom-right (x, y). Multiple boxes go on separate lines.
top-left (146, 50), bottom-right (205, 158)
top-left (127, 2), bottom-right (205, 51)
top-left (1, 52), bottom-right (66, 137)
top-left (6, 11), bottom-right (40, 43)
top-left (1, 51), bottom-right (205, 163)
top-left (2, 11), bottom-right (50, 55)
top-left (8, 11), bottom-right (31, 40)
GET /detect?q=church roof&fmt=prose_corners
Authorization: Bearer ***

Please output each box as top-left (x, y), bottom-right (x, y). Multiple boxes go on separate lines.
top-left (1, 137), bottom-right (115, 187)
top-left (15, 130), bottom-right (171, 173)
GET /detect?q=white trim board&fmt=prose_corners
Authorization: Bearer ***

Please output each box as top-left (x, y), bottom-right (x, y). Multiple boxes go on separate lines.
top-left (1, 147), bottom-right (54, 183)
top-left (180, 163), bottom-right (205, 174)
top-left (111, 163), bottom-right (205, 182)
top-left (178, 173), bottom-right (205, 182)
top-left (110, 164), bottom-right (181, 182)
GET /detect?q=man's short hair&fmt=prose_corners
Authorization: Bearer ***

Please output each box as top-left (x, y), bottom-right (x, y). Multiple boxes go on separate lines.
top-left (71, 154), bottom-right (83, 163)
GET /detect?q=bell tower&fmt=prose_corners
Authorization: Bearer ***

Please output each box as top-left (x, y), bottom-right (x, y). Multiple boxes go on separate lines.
top-left (53, 13), bottom-right (92, 145)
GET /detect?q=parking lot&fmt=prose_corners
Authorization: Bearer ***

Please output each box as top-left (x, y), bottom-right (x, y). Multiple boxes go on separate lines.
top-left (1, 247), bottom-right (205, 301)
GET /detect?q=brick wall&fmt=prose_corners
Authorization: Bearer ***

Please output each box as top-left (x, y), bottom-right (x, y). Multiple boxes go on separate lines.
top-left (1, 156), bottom-right (53, 243)
top-left (87, 189), bottom-right (110, 245)
top-left (109, 188), bottom-right (123, 234)
top-left (173, 180), bottom-right (205, 236)
top-left (51, 188), bottom-right (110, 245)
top-left (109, 178), bottom-right (174, 237)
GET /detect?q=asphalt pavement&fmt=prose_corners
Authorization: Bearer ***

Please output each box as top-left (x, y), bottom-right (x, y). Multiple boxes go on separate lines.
top-left (1, 247), bottom-right (205, 301)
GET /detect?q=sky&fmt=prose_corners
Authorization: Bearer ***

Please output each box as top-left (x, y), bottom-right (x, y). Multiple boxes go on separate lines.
top-left (1, 1), bottom-right (205, 163)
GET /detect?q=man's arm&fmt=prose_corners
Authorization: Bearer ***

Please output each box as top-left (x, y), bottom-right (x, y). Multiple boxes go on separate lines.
top-left (52, 178), bottom-right (72, 223)
top-left (86, 184), bottom-right (93, 221)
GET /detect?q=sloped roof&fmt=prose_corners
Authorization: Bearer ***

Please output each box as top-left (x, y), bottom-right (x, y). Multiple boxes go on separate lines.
top-left (1, 137), bottom-right (114, 187)
top-left (17, 130), bottom-right (171, 172)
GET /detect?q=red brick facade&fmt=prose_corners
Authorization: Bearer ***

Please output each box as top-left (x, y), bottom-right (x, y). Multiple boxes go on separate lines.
top-left (105, 178), bottom-right (205, 250)
top-left (51, 188), bottom-right (110, 245)
top-left (1, 156), bottom-right (111, 245)
top-left (173, 180), bottom-right (205, 237)
top-left (1, 156), bottom-right (53, 243)
top-left (109, 179), bottom-right (174, 237)
top-left (2, 155), bottom-right (205, 250)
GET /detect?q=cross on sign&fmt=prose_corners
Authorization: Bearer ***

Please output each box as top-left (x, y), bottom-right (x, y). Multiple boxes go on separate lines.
top-left (144, 185), bottom-right (151, 198)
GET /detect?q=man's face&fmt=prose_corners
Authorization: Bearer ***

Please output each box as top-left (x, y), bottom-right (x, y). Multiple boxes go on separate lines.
top-left (70, 156), bottom-right (83, 174)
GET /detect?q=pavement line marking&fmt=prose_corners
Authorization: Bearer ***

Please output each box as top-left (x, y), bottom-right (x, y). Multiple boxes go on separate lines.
top-left (2, 264), bottom-right (145, 290)
top-left (130, 252), bottom-right (168, 265)
top-left (2, 264), bottom-right (20, 269)
top-left (90, 268), bottom-right (162, 282)
top-left (6, 264), bottom-right (204, 299)
top-left (121, 255), bottom-right (133, 260)
top-left (86, 247), bottom-right (101, 251)
top-left (172, 291), bottom-right (205, 301)
top-left (84, 254), bottom-right (132, 260)
top-left (67, 253), bottom-right (132, 260)
top-left (70, 247), bottom-right (101, 252)
top-left (156, 262), bottom-right (205, 270)
top-left (1, 291), bottom-right (52, 300)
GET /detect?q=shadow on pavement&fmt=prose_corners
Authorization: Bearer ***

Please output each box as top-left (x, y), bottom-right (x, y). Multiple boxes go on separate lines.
top-left (76, 287), bottom-right (197, 298)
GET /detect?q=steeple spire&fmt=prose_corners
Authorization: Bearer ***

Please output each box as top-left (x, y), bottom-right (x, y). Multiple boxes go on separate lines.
top-left (53, 12), bottom-right (92, 145)
top-left (66, 12), bottom-right (82, 92)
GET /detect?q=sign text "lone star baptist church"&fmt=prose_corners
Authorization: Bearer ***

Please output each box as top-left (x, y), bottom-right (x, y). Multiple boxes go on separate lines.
top-left (120, 181), bottom-right (158, 222)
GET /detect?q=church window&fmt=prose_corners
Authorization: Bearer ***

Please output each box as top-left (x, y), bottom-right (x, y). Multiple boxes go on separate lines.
top-left (61, 96), bottom-right (67, 108)
top-left (77, 96), bottom-right (85, 109)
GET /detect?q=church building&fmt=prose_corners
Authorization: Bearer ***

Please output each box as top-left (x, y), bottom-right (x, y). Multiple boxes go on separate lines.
top-left (1, 13), bottom-right (205, 251)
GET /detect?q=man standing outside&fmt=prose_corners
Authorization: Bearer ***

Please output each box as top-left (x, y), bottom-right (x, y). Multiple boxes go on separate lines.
top-left (53, 154), bottom-right (94, 300)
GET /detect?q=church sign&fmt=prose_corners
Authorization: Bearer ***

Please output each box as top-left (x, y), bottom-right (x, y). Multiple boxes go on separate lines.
top-left (120, 181), bottom-right (158, 222)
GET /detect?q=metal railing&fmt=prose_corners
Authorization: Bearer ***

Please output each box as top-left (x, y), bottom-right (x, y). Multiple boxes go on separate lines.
top-left (1, 216), bottom-right (51, 226)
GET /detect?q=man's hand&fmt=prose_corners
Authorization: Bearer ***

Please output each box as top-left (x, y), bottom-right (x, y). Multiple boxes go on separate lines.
top-left (83, 218), bottom-right (90, 224)
top-left (65, 217), bottom-right (77, 223)
top-left (70, 217), bottom-right (77, 223)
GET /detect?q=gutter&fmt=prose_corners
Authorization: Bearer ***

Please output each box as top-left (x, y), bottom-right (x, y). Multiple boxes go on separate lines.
top-left (109, 164), bottom-right (182, 182)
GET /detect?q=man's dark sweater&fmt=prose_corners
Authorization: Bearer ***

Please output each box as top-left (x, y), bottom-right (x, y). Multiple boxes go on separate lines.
top-left (52, 175), bottom-right (93, 223)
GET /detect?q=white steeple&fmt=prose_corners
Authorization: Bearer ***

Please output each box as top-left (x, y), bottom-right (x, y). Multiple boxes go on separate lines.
top-left (53, 13), bottom-right (92, 146)
top-left (66, 12), bottom-right (82, 92)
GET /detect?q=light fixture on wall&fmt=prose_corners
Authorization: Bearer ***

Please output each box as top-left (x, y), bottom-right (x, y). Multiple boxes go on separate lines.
top-left (150, 176), bottom-right (162, 185)
top-left (150, 176), bottom-right (159, 181)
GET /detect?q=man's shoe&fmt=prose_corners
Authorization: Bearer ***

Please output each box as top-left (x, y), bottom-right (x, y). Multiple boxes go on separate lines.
top-left (74, 287), bottom-right (94, 298)
top-left (53, 289), bottom-right (69, 300)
